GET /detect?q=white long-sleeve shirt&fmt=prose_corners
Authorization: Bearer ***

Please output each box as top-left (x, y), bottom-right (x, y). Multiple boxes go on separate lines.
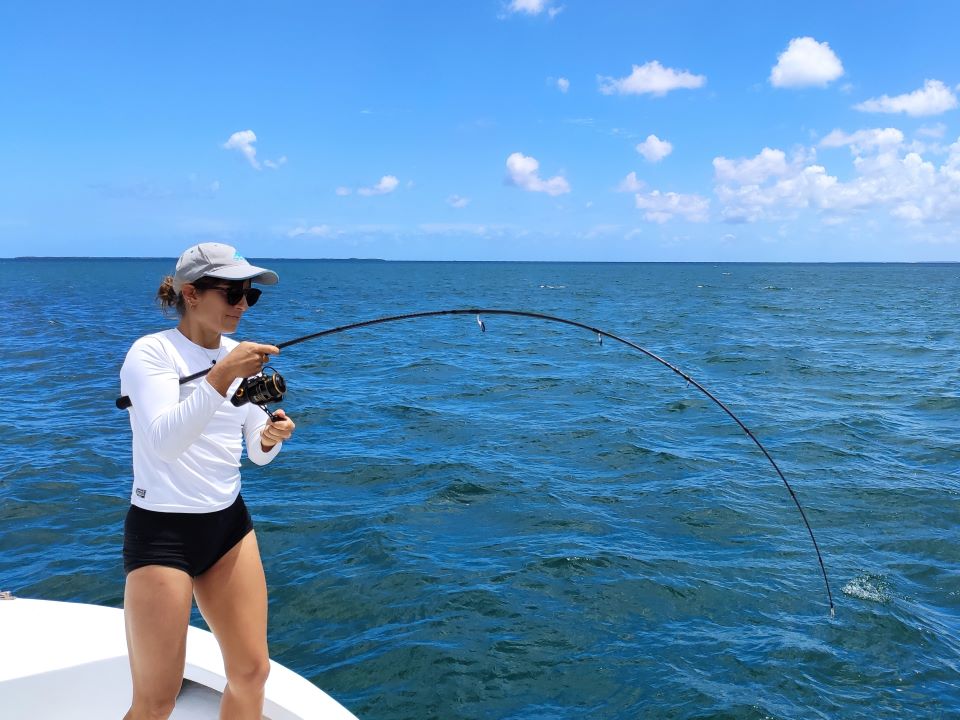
top-left (120, 328), bottom-right (281, 512)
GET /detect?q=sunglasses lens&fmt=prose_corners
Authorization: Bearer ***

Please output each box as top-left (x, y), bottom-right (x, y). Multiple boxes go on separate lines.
top-left (221, 286), bottom-right (262, 306)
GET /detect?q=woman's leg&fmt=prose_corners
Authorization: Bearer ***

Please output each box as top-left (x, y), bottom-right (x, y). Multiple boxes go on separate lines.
top-left (123, 565), bottom-right (194, 720)
top-left (193, 530), bottom-right (270, 720)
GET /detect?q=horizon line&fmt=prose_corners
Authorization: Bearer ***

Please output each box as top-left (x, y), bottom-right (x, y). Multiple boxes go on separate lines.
top-left (2, 256), bottom-right (958, 265)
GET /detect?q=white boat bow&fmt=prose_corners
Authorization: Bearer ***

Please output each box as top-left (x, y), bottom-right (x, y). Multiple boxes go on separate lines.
top-left (0, 595), bottom-right (359, 719)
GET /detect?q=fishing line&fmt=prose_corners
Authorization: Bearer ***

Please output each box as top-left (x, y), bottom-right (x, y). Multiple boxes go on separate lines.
top-left (116, 307), bottom-right (835, 616)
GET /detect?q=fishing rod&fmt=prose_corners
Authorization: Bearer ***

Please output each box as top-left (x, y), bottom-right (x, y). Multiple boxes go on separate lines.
top-left (116, 307), bottom-right (835, 616)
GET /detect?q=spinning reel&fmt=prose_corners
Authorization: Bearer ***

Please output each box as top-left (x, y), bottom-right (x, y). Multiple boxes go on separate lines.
top-left (230, 367), bottom-right (286, 421)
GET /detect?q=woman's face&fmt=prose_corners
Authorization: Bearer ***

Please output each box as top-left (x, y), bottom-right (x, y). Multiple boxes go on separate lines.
top-left (183, 279), bottom-right (254, 334)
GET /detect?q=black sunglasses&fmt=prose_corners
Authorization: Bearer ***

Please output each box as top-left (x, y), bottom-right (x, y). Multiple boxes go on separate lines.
top-left (207, 285), bottom-right (262, 307)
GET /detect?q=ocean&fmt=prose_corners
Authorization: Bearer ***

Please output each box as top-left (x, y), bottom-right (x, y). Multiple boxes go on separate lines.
top-left (2, 259), bottom-right (959, 719)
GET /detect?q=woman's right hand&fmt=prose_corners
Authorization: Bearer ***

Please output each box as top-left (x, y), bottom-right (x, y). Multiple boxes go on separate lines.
top-left (206, 341), bottom-right (280, 397)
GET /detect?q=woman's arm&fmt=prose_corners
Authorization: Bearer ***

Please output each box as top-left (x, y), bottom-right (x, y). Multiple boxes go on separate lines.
top-left (122, 337), bottom-right (283, 462)
top-left (120, 338), bottom-right (227, 462)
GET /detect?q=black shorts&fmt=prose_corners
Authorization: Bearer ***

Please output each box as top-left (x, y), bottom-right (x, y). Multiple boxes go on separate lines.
top-left (123, 494), bottom-right (254, 577)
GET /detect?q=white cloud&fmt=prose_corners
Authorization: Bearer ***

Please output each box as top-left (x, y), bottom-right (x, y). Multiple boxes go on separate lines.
top-left (770, 37), bottom-right (844, 88)
top-left (636, 134), bottom-right (673, 163)
top-left (917, 123), bottom-right (947, 139)
top-left (557, 77), bottom-right (570, 93)
top-left (447, 194), bottom-right (470, 208)
top-left (891, 203), bottom-right (925, 222)
top-left (634, 190), bottom-right (710, 223)
top-left (598, 61), bottom-right (706, 97)
top-left (506, 152), bottom-right (571, 195)
top-left (335, 186), bottom-right (352, 196)
top-left (713, 147), bottom-right (790, 185)
top-left (819, 127), bottom-right (904, 153)
top-left (223, 130), bottom-right (260, 169)
top-left (288, 225), bottom-right (332, 238)
top-left (263, 155), bottom-right (288, 170)
top-left (617, 172), bottom-right (645, 193)
top-left (357, 175), bottom-right (400, 196)
top-left (855, 79), bottom-right (958, 117)
top-left (419, 223), bottom-right (502, 236)
top-left (715, 162), bottom-right (839, 223)
top-left (713, 134), bottom-right (960, 225)
top-left (506, 0), bottom-right (562, 16)
top-left (222, 130), bottom-right (286, 171)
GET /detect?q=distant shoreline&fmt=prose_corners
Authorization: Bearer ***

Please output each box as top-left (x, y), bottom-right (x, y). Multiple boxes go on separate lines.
top-left (2, 257), bottom-right (957, 265)
top-left (6, 256), bottom-right (388, 262)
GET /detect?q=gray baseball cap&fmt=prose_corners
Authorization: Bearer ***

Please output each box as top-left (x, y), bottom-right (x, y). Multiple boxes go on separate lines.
top-left (172, 243), bottom-right (279, 292)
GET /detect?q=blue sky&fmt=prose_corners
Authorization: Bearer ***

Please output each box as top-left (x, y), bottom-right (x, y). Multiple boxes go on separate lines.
top-left (2, 1), bottom-right (959, 261)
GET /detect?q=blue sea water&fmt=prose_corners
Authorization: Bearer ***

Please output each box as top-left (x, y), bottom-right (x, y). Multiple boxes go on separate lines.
top-left (2, 259), bottom-right (959, 719)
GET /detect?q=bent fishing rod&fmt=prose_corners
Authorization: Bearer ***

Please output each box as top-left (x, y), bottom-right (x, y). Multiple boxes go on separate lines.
top-left (116, 307), bottom-right (835, 616)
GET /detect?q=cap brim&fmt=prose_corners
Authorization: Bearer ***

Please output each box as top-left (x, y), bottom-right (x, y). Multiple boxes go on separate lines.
top-left (206, 265), bottom-right (279, 285)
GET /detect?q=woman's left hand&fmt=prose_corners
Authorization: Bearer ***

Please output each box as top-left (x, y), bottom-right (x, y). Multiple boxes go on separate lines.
top-left (261, 409), bottom-right (295, 451)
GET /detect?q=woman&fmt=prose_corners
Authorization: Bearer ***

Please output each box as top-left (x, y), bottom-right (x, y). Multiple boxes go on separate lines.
top-left (119, 242), bottom-right (296, 720)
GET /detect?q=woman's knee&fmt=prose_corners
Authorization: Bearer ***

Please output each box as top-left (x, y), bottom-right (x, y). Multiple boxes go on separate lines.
top-left (127, 691), bottom-right (179, 720)
top-left (226, 654), bottom-right (271, 693)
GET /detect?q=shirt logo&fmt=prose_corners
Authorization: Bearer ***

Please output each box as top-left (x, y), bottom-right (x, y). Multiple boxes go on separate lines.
top-left (135, 488), bottom-right (147, 498)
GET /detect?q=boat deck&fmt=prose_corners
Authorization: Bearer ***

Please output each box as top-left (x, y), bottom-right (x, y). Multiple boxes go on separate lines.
top-left (0, 596), bottom-right (358, 720)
